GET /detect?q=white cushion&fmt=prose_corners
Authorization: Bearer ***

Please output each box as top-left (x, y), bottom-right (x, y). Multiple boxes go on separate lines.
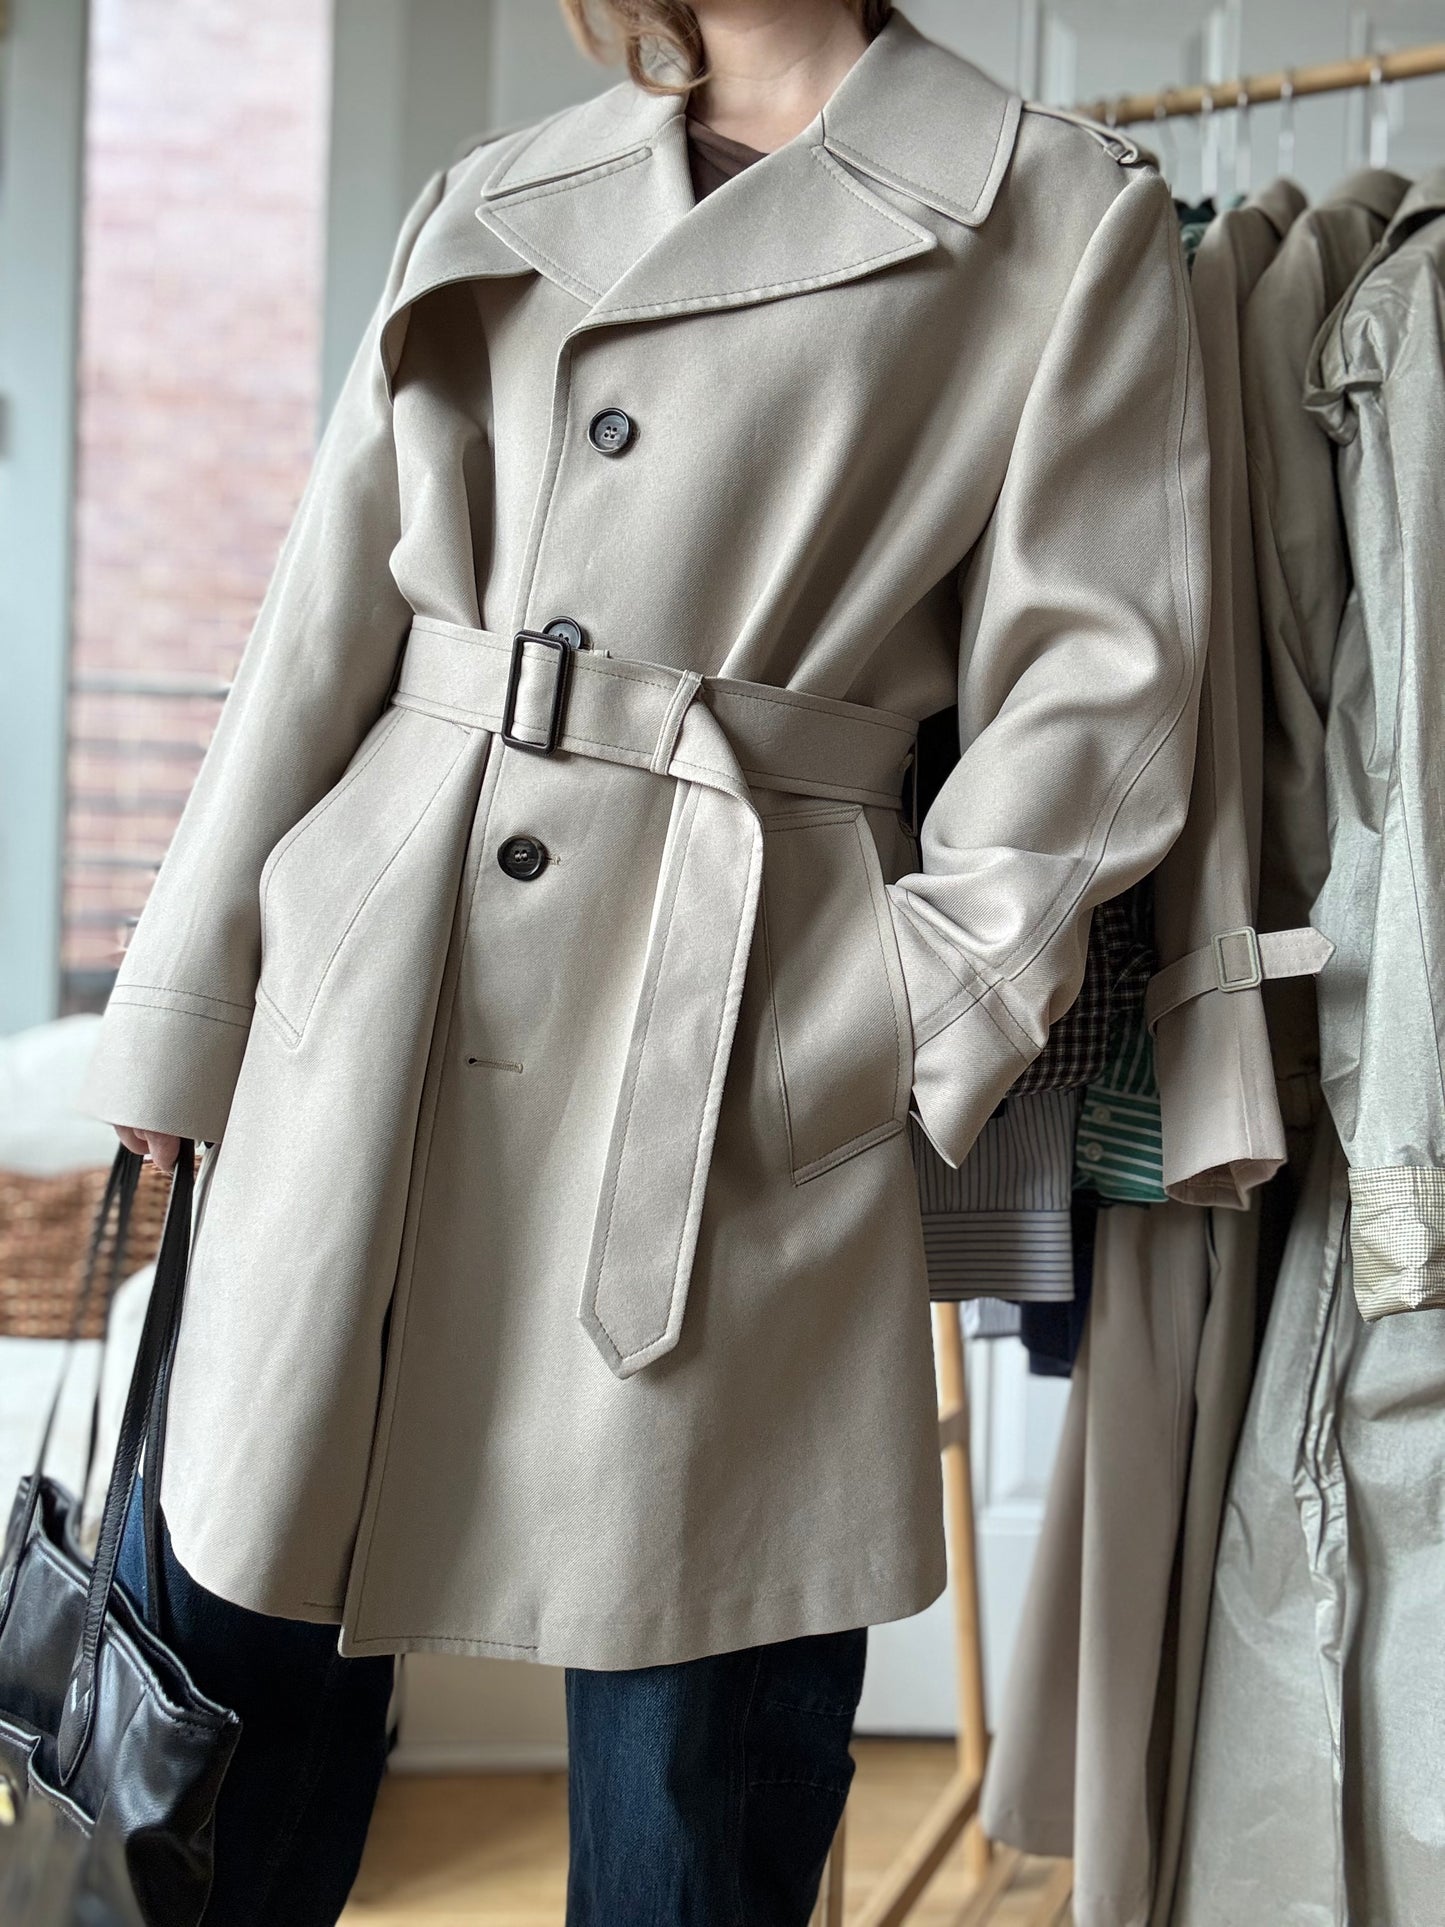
top-left (0, 1015), bottom-right (118, 1175)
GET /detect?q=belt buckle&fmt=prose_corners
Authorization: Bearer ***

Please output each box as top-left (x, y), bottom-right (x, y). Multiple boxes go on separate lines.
top-left (501, 629), bottom-right (572, 754)
top-left (1213, 925), bottom-right (1263, 993)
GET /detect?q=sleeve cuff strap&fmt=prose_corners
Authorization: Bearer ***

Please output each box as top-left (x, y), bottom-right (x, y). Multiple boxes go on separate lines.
top-left (1145, 925), bottom-right (1334, 1032)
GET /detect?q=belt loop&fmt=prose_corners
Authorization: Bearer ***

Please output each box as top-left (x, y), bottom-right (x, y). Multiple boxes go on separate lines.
top-left (651, 670), bottom-right (704, 775)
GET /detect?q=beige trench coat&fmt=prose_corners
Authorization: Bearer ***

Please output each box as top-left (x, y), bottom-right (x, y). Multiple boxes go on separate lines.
top-left (1144, 178), bottom-right (1331, 1209)
top-left (79, 10), bottom-right (1209, 1665)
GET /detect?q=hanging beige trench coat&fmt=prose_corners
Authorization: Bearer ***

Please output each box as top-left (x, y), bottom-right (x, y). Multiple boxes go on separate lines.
top-left (979, 180), bottom-right (1300, 1927)
top-left (1240, 168), bottom-right (1410, 1120)
top-left (78, 10), bottom-right (1209, 1665)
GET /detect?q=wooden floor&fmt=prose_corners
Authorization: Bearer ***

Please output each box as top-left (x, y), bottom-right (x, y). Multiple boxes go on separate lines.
top-left (342, 1738), bottom-right (1069, 1926)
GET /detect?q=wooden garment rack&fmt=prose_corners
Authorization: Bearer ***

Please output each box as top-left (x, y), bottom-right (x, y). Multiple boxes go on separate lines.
top-left (1075, 40), bottom-right (1445, 128)
top-left (810, 1303), bottom-right (1072, 1927)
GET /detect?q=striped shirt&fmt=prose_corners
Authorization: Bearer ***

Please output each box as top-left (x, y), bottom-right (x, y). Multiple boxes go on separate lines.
top-left (910, 1089), bottom-right (1082, 1302)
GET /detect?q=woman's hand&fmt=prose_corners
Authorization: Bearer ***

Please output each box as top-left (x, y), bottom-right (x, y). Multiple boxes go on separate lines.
top-left (114, 1126), bottom-right (182, 1175)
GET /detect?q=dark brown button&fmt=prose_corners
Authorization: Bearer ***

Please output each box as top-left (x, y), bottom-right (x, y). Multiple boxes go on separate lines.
top-left (588, 408), bottom-right (634, 456)
top-left (543, 617), bottom-right (587, 650)
top-left (498, 834), bottom-right (548, 881)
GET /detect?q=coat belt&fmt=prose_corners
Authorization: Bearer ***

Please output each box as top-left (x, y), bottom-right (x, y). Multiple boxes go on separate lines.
top-left (390, 616), bottom-right (917, 1379)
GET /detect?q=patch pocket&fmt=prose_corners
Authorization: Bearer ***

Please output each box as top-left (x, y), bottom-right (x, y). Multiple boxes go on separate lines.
top-left (256, 707), bottom-right (467, 1046)
top-left (760, 804), bottom-right (914, 1184)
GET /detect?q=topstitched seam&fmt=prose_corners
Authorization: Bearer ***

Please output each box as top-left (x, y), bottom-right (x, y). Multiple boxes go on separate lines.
top-left (588, 786), bottom-right (703, 1357)
top-left (259, 735), bottom-right (468, 1046)
top-left (105, 995), bottom-right (251, 1031)
top-left (259, 709), bottom-right (404, 933)
top-left (483, 145), bottom-right (649, 212)
top-left (823, 133), bottom-right (993, 223)
top-left (114, 984), bottom-right (254, 1012)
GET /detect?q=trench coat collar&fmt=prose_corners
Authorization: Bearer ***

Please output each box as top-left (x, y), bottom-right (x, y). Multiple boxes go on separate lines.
top-left (1377, 164), bottom-right (1445, 246)
top-left (1303, 164), bottom-right (1445, 433)
top-left (1321, 165), bottom-right (1414, 227)
top-left (385, 7), bottom-right (1019, 368)
top-left (1248, 174), bottom-right (1308, 242)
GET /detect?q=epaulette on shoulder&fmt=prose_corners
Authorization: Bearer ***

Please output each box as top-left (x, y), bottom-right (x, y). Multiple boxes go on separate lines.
top-left (1021, 100), bottom-right (1152, 169)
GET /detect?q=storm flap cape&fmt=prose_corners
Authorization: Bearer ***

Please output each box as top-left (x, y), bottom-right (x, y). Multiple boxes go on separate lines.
top-left (80, 10), bottom-right (1210, 1666)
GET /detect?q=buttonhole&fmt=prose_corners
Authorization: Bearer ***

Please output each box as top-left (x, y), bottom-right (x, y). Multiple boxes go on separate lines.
top-left (465, 1055), bottom-right (524, 1073)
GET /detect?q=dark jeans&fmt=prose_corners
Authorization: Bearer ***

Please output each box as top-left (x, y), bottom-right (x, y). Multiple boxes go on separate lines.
top-left (117, 1475), bottom-right (864, 1926)
top-left (565, 1629), bottom-right (865, 1926)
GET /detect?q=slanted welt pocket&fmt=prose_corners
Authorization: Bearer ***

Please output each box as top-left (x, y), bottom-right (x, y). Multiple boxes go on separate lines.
top-left (761, 804), bottom-right (913, 1184)
top-left (256, 707), bottom-right (467, 1046)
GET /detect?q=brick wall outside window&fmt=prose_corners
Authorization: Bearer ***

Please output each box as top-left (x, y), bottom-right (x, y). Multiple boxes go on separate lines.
top-left (64, 0), bottom-right (331, 1006)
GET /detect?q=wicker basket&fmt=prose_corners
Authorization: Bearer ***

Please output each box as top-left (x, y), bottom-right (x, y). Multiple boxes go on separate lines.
top-left (0, 1155), bottom-right (191, 1341)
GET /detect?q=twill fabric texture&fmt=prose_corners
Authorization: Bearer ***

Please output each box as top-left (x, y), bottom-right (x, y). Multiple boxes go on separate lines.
top-left (77, 11), bottom-right (1209, 1664)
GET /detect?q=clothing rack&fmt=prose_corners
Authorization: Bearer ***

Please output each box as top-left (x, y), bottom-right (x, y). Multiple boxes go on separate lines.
top-left (816, 45), bottom-right (1445, 1926)
top-left (1075, 40), bottom-right (1445, 128)
top-left (811, 1304), bottom-right (1071, 1927)
top-left (823, 35), bottom-right (1445, 1927)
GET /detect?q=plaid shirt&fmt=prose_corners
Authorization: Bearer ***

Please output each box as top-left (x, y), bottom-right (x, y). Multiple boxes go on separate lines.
top-left (1010, 880), bottom-right (1155, 1095)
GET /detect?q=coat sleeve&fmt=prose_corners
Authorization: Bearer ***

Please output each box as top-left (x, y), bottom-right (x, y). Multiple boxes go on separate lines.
top-left (78, 169), bottom-right (448, 1144)
top-left (1144, 211), bottom-right (1286, 1212)
top-left (890, 168), bottom-right (1210, 1168)
top-left (1308, 254), bottom-right (1445, 1319)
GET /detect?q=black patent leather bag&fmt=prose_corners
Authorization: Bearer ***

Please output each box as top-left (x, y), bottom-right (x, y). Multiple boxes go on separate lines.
top-left (0, 1143), bottom-right (241, 1926)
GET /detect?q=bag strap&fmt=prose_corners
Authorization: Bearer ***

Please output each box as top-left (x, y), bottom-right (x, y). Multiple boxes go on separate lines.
top-left (54, 1142), bottom-right (196, 1788)
top-left (78, 1163), bottom-right (145, 1545)
top-left (140, 1213), bottom-right (189, 1642)
top-left (74, 1161), bottom-right (182, 1632)
top-left (0, 1144), bottom-right (142, 1631)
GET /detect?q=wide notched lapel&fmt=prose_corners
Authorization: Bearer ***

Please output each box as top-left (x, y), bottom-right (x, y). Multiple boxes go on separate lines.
top-left (475, 9), bottom-right (1022, 336)
top-left (474, 87), bottom-right (696, 306)
top-left (380, 6), bottom-right (1023, 376)
top-left (377, 82), bottom-right (692, 394)
top-left (477, 111), bottom-right (942, 330)
top-left (569, 134), bottom-right (940, 332)
top-left (377, 160), bottom-right (534, 395)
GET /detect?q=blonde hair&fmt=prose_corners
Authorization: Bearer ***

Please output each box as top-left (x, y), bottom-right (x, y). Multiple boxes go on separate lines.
top-left (562, 1), bottom-right (891, 96)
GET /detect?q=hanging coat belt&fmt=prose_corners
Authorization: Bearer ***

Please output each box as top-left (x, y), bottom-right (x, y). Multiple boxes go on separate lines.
top-left (389, 615), bottom-right (918, 1380)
